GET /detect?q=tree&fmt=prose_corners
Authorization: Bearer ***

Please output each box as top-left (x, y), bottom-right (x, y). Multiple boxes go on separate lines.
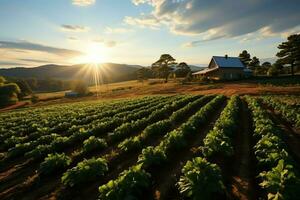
top-left (249, 57), bottom-right (260, 69)
top-left (0, 83), bottom-right (21, 106)
top-left (72, 81), bottom-right (89, 95)
top-left (175, 62), bottom-right (191, 78)
top-left (15, 79), bottom-right (32, 98)
top-left (137, 67), bottom-right (152, 82)
top-left (151, 54), bottom-right (176, 83)
top-left (239, 50), bottom-right (251, 67)
top-left (256, 62), bottom-right (272, 75)
top-left (276, 34), bottom-right (300, 76)
top-left (262, 62), bottom-right (272, 69)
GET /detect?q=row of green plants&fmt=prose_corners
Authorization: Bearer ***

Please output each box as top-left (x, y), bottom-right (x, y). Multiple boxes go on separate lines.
top-left (1, 96), bottom-right (165, 150)
top-left (97, 95), bottom-right (225, 199)
top-left (176, 95), bottom-right (241, 200)
top-left (0, 97), bottom-right (137, 137)
top-left (37, 95), bottom-right (200, 188)
top-left (117, 95), bottom-right (213, 152)
top-left (202, 95), bottom-right (241, 158)
top-left (261, 95), bottom-right (300, 128)
top-left (138, 95), bottom-right (225, 169)
top-left (3, 96), bottom-right (179, 160)
top-left (246, 96), bottom-right (300, 200)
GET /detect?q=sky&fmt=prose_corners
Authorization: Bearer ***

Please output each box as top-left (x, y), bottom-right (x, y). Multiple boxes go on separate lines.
top-left (0, 0), bottom-right (299, 68)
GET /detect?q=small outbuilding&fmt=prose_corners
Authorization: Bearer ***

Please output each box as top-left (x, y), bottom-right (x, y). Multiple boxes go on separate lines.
top-left (65, 91), bottom-right (79, 98)
top-left (193, 55), bottom-right (251, 80)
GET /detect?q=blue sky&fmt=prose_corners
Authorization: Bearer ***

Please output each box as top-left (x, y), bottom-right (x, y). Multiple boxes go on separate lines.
top-left (0, 0), bottom-right (299, 67)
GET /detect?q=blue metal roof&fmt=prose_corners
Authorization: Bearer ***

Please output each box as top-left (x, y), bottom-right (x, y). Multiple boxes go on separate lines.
top-left (212, 56), bottom-right (245, 68)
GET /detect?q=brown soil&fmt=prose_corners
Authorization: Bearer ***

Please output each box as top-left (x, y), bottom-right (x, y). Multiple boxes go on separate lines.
top-left (229, 100), bottom-right (258, 200)
top-left (263, 105), bottom-right (300, 163)
top-left (2, 80), bottom-right (300, 112)
top-left (151, 99), bottom-right (227, 200)
top-left (2, 97), bottom-right (204, 200)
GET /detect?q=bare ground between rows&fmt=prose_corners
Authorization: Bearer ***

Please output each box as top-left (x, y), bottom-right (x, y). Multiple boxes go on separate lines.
top-left (151, 100), bottom-right (227, 200)
top-left (0, 97), bottom-right (166, 173)
top-left (0, 98), bottom-right (179, 196)
top-left (228, 99), bottom-right (258, 200)
top-left (11, 97), bottom-right (211, 200)
top-left (52, 97), bottom-right (213, 200)
top-left (262, 104), bottom-right (300, 166)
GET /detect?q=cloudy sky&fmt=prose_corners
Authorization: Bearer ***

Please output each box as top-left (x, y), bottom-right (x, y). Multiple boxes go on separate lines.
top-left (0, 0), bottom-right (299, 68)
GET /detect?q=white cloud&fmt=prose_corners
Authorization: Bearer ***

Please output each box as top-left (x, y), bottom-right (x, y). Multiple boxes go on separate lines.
top-left (72, 0), bottom-right (95, 6)
top-left (130, 0), bottom-right (300, 43)
top-left (105, 27), bottom-right (133, 34)
top-left (61, 24), bottom-right (90, 32)
top-left (92, 38), bottom-right (117, 48)
top-left (124, 15), bottom-right (160, 29)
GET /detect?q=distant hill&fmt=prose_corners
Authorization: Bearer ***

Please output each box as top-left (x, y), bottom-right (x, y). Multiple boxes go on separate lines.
top-left (188, 65), bottom-right (206, 72)
top-left (0, 63), bottom-right (143, 84)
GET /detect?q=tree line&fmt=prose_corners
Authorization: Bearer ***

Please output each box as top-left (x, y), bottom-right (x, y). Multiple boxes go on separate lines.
top-left (0, 76), bottom-right (90, 107)
top-left (137, 54), bottom-right (192, 83)
top-left (239, 34), bottom-right (300, 76)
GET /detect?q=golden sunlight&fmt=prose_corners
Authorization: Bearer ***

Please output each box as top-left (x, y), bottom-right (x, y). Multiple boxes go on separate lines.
top-left (73, 43), bottom-right (108, 64)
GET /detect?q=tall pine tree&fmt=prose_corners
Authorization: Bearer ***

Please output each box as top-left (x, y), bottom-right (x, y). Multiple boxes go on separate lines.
top-left (276, 34), bottom-right (300, 76)
top-left (238, 50), bottom-right (251, 68)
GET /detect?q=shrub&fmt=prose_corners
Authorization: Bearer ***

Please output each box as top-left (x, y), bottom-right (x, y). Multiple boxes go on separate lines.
top-left (177, 157), bottom-right (225, 199)
top-left (82, 136), bottom-right (107, 153)
top-left (39, 153), bottom-right (71, 175)
top-left (137, 146), bottom-right (166, 168)
top-left (61, 157), bottom-right (108, 187)
top-left (98, 164), bottom-right (150, 199)
top-left (259, 159), bottom-right (300, 200)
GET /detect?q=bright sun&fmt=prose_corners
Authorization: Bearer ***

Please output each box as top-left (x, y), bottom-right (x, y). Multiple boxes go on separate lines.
top-left (74, 43), bottom-right (108, 64)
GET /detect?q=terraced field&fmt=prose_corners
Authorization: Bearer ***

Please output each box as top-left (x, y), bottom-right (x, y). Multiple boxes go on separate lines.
top-left (0, 95), bottom-right (299, 200)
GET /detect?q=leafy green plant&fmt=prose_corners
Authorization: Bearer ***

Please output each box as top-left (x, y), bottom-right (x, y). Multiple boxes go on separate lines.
top-left (61, 157), bottom-right (108, 187)
top-left (259, 159), bottom-right (300, 200)
top-left (39, 153), bottom-right (71, 175)
top-left (177, 157), bottom-right (225, 199)
top-left (118, 136), bottom-right (141, 152)
top-left (137, 146), bottom-right (167, 168)
top-left (98, 164), bottom-right (150, 200)
top-left (82, 136), bottom-right (107, 153)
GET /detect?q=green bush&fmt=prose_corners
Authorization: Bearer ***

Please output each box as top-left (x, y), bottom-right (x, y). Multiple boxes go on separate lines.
top-left (61, 157), bottom-right (108, 187)
top-left (82, 136), bottom-right (107, 153)
top-left (137, 146), bottom-right (166, 168)
top-left (177, 157), bottom-right (225, 199)
top-left (39, 153), bottom-right (71, 175)
top-left (259, 159), bottom-right (300, 200)
top-left (98, 164), bottom-right (150, 199)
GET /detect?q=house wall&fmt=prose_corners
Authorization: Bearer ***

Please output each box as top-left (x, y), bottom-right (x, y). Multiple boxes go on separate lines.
top-left (194, 68), bottom-right (244, 80)
top-left (208, 59), bottom-right (217, 69)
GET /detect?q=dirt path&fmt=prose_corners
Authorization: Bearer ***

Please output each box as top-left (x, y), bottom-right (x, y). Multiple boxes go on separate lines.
top-left (0, 102), bottom-right (28, 112)
top-left (229, 100), bottom-right (257, 200)
top-left (152, 100), bottom-right (227, 200)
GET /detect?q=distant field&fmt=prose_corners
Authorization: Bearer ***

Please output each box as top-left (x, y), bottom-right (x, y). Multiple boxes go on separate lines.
top-left (0, 94), bottom-right (299, 199)
top-left (31, 77), bottom-right (300, 107)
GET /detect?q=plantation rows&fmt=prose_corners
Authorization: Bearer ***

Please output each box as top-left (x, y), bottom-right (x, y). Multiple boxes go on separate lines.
top-left (0, 95), bottom-right (299, 200)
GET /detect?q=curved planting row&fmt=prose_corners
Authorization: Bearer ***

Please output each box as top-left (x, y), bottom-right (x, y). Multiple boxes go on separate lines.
top-left (246, 96), bottom-right (300, 199)
top-left (202, 95), bottom-right (241, 158)
top-left (0, 96), bottom-right (165, 149)
top-left (3, 96), bottom-right (181, 161)
top-left (176, 95), bottom-right (241, 199)
top-left (54, 95), bottom-right (205, 188)
top-left (97, 95), bottom-right (225, 199)
top-left (261, 96), bottom-right (300, 128)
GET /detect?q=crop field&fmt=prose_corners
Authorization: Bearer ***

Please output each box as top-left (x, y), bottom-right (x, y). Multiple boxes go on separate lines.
top-left (0, 95), bottom-right (299, 200)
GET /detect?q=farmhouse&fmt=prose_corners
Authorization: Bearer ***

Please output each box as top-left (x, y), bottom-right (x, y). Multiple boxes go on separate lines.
top-left (193, 55), bottom-right (251, 80)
